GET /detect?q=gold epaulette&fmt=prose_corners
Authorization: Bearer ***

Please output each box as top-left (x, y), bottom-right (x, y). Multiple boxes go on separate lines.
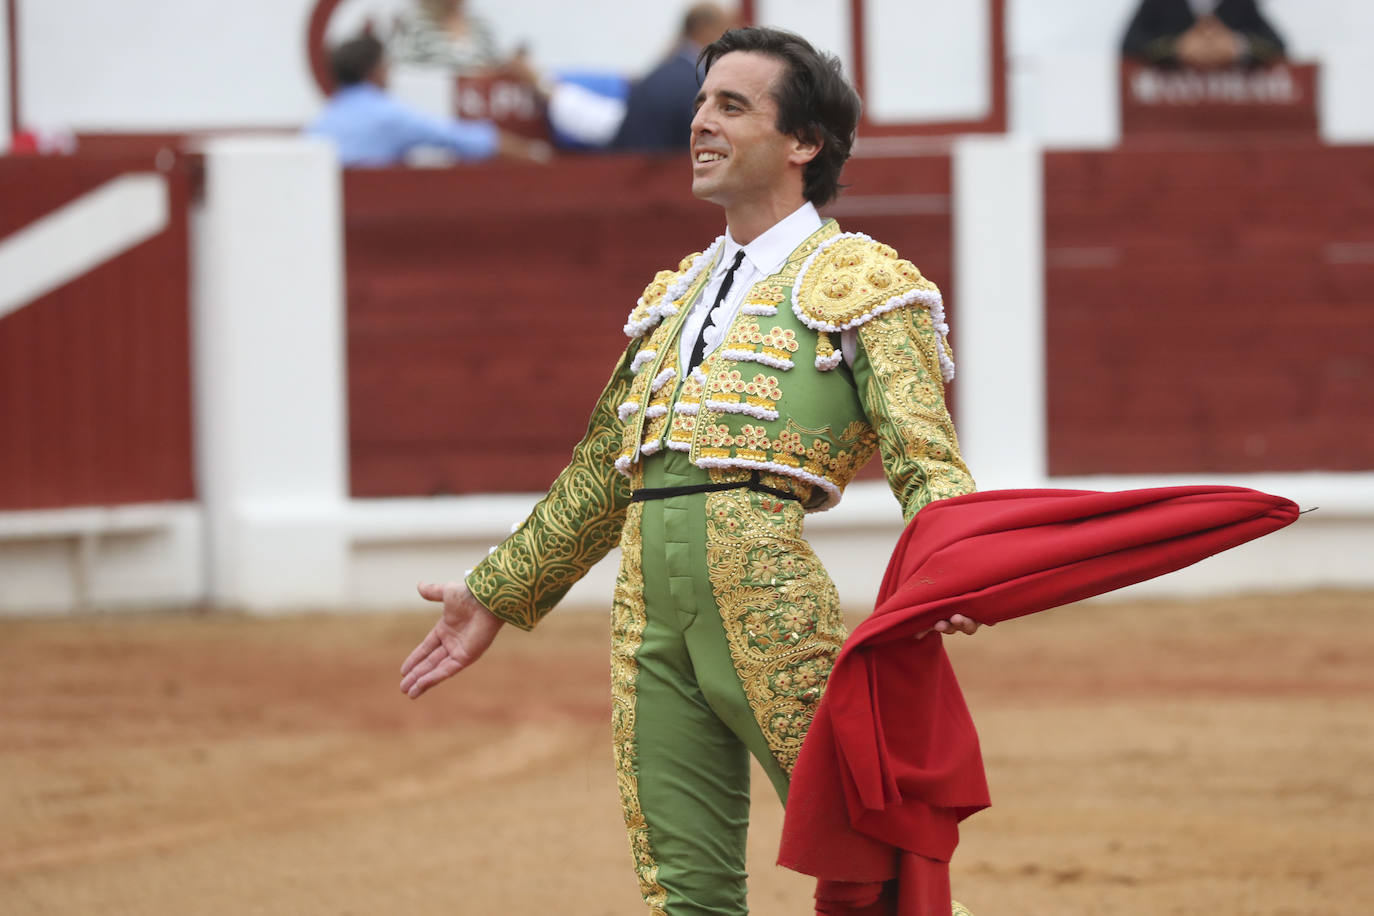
top-left (793, 233), bottom-right (942, 332)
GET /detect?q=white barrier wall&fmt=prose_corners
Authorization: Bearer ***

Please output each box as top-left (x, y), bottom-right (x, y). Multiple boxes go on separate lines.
top-left (214, 139), bottom-right (1374, 615)
top-left (4, 136), bottom-right (1373, 615)
top-left (192, 136), bottom-right (351, 610)
top-left (953, 136), bottom-right (1046, 489)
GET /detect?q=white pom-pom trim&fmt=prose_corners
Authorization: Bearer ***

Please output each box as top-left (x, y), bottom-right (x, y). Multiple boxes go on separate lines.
top-left (928, 299), bottom-right (955, 383)
top-left (649, 302), bottom-right (679, 321)
top-left (815, 351), bottom-right (844, 371)
top-left (644, 404), bottom-right (668, 419)
top-left (665, 236), bottom-right (723, 303)
top-left (630, 349), bottom-right (658, 374)
top-left (617, 401), bottom-right (640, 421)
top-left (703, 399), bottom-right (780, 422)
top-left (650, 367), bottom-right (677, 393)
top-left (623, 308), bottom-right (658, 338)
top-left (622, 236), bottom-right (724, 338)
top-left (673, 402), bottom-right (700, 416)
top-left (740, 304), bottom-right (778, 316)
top-left (721, 348), bottom-right (794, 371)
top-left (666, 439), bottom-right (692, 453)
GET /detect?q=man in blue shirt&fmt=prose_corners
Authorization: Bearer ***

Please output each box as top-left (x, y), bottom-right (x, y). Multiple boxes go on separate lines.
top-left (307, 34), bottom-right (549, 167)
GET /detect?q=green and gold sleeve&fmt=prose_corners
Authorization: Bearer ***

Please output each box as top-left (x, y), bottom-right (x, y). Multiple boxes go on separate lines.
top-left (465, 346), bottom-right (640, 630)
top-left (852, 305), bottom-right (976, 523)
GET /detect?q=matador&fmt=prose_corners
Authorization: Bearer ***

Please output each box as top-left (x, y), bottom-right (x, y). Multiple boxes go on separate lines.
top-left (401, 26), bottom-right (981, 916)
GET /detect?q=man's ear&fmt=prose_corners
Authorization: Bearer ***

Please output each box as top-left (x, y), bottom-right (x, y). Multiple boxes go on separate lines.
top-left (789, 130), bottom-right (823, 167)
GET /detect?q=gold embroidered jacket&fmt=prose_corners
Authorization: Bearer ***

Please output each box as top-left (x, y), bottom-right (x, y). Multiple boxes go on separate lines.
top-left (468, 220), bottom-right (974, 629)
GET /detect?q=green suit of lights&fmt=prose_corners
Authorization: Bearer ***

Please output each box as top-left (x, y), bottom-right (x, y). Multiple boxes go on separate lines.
top-left (468, 219), bottom-right (975, 916)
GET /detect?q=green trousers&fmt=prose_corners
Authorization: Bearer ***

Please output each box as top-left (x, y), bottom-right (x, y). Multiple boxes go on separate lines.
top-left (611, 450), bottom-right (846, 915)
top-left (609, 452), bottom-right (974, 916)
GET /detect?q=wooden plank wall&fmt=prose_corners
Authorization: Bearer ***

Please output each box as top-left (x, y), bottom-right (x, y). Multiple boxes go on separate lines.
top-left (342, 153), bottom-right (953, 497)
top-left (1044, 142), bottom-right (1374, 475)
top-left (14, 142), bottom-right (1361, 510)
top-left (0, 157), bottom-right (195, 510)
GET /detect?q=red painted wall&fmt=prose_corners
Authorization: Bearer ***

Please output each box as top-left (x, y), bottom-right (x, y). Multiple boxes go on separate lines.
top-left (342, 153), bottom-right (953, 496)
top-left (13, 141), bottom-right (1360, 511)
top-left (0, 156), bottom-right (195, 510)
top-left (1045, 142), bottom-right (1374, 474)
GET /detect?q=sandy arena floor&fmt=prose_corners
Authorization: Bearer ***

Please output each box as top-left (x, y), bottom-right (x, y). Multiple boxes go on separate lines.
top-left (2, 589), bottom-right (1371, 916)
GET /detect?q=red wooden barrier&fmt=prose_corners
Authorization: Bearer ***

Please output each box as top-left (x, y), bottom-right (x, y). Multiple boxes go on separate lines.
top-left (342, 153), bottom-right (953, 496)
top-left (0, 155), bottom-right (195, 510)
top-left (1045, 142), bottom-right (1374, 474)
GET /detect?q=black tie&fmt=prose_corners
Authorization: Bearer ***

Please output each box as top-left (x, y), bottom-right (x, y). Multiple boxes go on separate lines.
top-left (690, 249), bottom-right (746, 370)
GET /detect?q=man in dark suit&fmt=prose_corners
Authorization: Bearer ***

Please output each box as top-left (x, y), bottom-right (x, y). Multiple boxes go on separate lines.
top-left (1122, 0), bottom-right (1286, 69)
top-left (611, 3), bottom-right (736, 152)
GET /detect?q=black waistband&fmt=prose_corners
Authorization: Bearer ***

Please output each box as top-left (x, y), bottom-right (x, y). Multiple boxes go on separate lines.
top-left (630, 470), bottom-right (801, 503)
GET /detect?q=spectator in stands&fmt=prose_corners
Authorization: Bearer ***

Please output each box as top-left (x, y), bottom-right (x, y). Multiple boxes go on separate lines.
top-left (1122, 0), bottom-right (1286, 69)
top-left (610, 2), bottom-right (738, 152)
top-left (507, 4), bottom-right (737, 153)
top-left (389, 0), bottom-right (502, 75)
top-left (307, 35), bottom-right (551, 168)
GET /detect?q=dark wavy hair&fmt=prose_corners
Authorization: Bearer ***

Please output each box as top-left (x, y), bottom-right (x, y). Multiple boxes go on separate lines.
top-left (698, 27), bottom-right (861, 207)
top-left (330, 35), bottom-right (385, 88)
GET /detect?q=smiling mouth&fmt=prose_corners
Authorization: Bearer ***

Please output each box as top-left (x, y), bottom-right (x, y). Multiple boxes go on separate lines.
top-left (695, 151), bottom-right (727, 163)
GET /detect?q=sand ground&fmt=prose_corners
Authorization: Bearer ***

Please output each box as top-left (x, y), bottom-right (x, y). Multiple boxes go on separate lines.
top-left (2, 589), bottom-right (1371, 916)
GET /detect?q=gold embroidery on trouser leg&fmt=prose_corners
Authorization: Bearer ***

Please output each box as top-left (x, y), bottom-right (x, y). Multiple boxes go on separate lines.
top-left (704, 489), bottom-right (846, 773)
top-left (610, 500), bottom-right (669, 915)
top-left (951, 900), bottom-right (974, 916)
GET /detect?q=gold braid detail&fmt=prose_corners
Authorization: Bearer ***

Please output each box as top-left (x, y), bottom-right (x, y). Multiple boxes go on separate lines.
top-left (855, 306), bottom-right (975, 523)
top-left (610, 500), bottom-right (669, 914)
top-left (704, 489), bottom-right (847, 774)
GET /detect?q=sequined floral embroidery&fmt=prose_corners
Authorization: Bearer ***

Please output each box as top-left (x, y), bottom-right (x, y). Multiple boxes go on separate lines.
top-left (704, 489), bottom-right (847, 774)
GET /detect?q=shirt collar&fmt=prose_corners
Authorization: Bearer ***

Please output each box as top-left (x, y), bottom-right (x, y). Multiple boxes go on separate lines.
top-left (336, 82), bottom-right (384, 100)
top-left (719, 202), bottom-right (824, 278)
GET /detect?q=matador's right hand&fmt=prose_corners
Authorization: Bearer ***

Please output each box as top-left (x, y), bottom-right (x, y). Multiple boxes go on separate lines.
top-left (399, 581), bottom-right (505, 699)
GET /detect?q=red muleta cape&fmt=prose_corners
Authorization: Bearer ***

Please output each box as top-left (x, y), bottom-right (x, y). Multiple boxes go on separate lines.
top-left (778, 486), bottom-right (1300, 916)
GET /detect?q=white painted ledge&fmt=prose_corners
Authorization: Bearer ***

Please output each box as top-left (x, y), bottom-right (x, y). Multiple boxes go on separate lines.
top-left (340, 472), bottom-right (1374, 613)
top-left (0, 502), bottom-right (203, 614)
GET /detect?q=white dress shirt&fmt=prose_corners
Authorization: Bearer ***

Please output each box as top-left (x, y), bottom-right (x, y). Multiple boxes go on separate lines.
top-left (678, 202), bottom-right (857, 369)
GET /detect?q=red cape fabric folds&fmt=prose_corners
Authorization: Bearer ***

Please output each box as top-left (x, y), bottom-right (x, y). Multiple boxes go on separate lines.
top-left (778, 486), bottom-right (1299, 915)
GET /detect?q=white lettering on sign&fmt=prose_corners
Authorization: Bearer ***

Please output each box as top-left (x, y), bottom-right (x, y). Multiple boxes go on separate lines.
top-left (1131, 67), bottom-right (1301, 106)
top-left (489, 82), bottom-right (538, 120)
top-left (454, 80), bottom-right (540, 121)
top-left (0, 174), bottom-right (169, 321)
top-left (457, 85), bottom-right (488, 119)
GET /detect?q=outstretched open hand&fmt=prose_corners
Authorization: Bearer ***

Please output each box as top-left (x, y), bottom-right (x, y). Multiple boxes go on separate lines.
top-left (399, 581), bottom-right (505, 699)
